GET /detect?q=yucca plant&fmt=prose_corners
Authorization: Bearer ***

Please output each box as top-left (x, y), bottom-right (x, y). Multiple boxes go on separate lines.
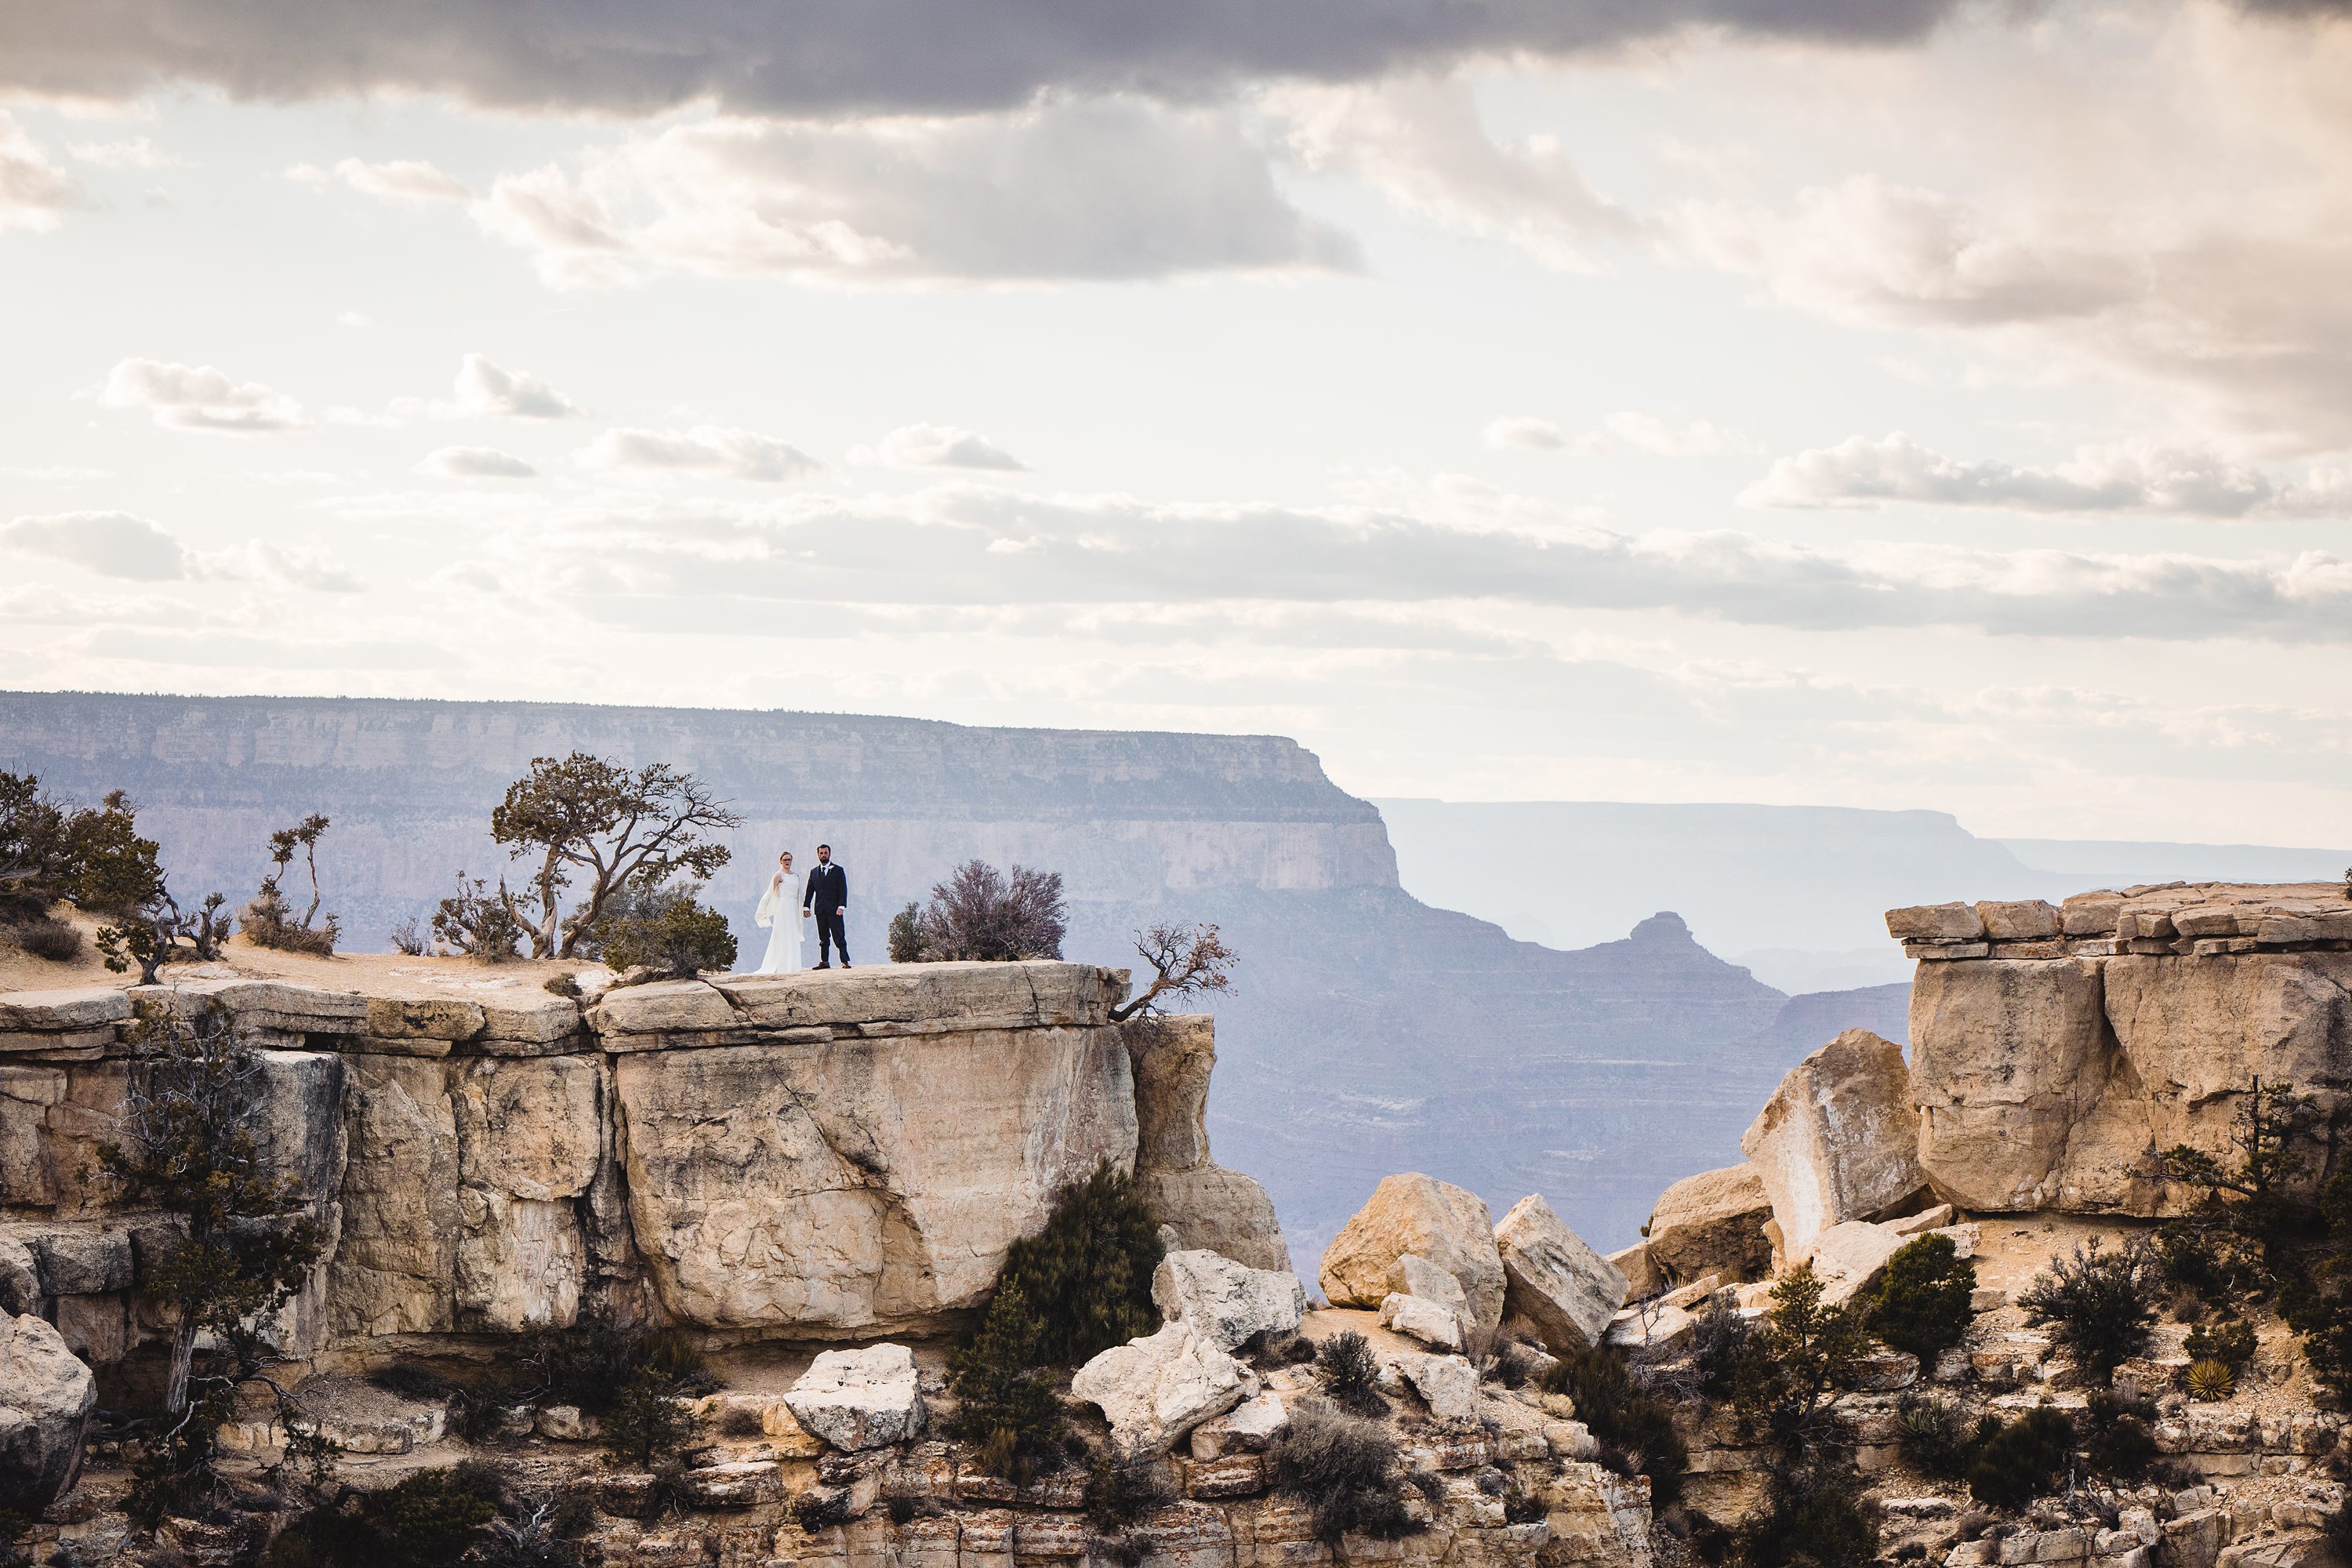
top-left (2184, 1358), bottom-right (2238, 1402)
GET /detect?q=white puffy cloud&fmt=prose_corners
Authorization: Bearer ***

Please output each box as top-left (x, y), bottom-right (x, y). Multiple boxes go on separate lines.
top-left (0, 111), bottom-right (82, 234)
top-left (1743, 433), bottom-right (2352, 519)
top-left (289, 155), bottom-right (467, 203)
top-left (441, 354), bottom-right (581, 419)
top-left (575, 425), bottom-right (819, 481)
top-left (851, 423), bottom-right (1027, 471)
top-left (419, 445), bottom-right (538, 478)
top-left (1483, 412), bottom-right (1760, 456)
top-left (2, 511), bottom-right (187, 579)
top-left (470, 100), bottom-right (1357, 289)
top-left (3, 510), bottom-right (362, 590)
top-left (96, 357), bottom-right (307, 433)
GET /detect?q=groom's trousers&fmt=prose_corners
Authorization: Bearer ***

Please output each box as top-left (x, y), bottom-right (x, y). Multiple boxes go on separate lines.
top-left (815, 908), bottom-right (850, 965)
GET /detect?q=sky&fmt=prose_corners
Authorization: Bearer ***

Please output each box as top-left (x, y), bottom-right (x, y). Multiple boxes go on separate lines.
top-left (3, 0), bottom-right (2351, 844)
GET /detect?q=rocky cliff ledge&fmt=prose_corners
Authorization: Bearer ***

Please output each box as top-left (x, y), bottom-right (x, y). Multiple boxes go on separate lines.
top-left (1888, 882), bottom-right (2352, 1216)
top-left (0, 960), bottom-right (1286, 1382)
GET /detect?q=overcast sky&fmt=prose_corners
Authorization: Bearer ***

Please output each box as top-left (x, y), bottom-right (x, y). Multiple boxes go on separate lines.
top-left (3, 0), bottom-right (2350, 843)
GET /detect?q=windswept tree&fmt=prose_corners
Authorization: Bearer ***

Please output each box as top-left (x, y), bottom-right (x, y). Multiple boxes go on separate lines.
top-left (0, 771), bottom-right (71, 922)
top-left (483, 753), bottom-right (741, 959)
top-left (100, 1001), bottom-right (327, 1520)
top-left (240, 813), bottom-right (339, 956)
top-left (66, 791), bottom-right (230, 984)
top-left (1109, 922), bottom-right (1237, 1022)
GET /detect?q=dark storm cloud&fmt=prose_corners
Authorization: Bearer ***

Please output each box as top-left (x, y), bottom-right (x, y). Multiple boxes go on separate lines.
top-left (0, 0), bottom-right (1969, 115)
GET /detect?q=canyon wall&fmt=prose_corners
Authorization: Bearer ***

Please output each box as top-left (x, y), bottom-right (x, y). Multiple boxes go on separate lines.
top-left (0, 961), bottom-right (1283, 1395)
top-left (1893, 881), bottom-right (2352, 1214)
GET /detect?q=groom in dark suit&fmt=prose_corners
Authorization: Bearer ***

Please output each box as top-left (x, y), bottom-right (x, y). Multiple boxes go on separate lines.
top-left (804, 844), bottom-right (851, 969)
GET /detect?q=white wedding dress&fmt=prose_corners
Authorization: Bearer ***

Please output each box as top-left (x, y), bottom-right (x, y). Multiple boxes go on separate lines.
top-left (753, 873), bottom-right (807, 975)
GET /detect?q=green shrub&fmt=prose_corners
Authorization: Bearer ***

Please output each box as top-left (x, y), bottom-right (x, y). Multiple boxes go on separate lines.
top-left (601, 1369), bottom-right (702, 1468)
top-left (1691, 1292), bottom-right (1756, 1400)
top-left (1085, 1457), bottom-right (1174, 1533)
top-left (2184, 1319), bottom-right (2257, 1371)
top-left (596, 880), bottom-right (738, 979)
top-left (1867, 1233), bottom-right (1977, 1363)
top-left (2081, 1392), bottom-right (2157, 1480)
top-left (521, 1317), bottom-right (710, 1417)
top-left (1734, 1461), bottom-right (1877, 1568)
top-left (794, 1486), bottom-right (854, 1531)
top-left (2016, 1237), bottom-right (2158, 1385)
top-left (1965, 1407), bottom-right (2074, 1511)
top-left (1893, 1392), bottom-right (1970, 1480)
top-left (267, 1464), bottom-right (506, 1568)
top-left (3, 916), bottom-right (82, 962)
top-left (1542, 1345), bottom-right (1688, 1508)
top-left (888, 902), bottom-right (927, 964)
top-left (1265, 1399), bottom-right (1421, 1544)
top-left (1316, 1330), bottom-right (1387, 1417)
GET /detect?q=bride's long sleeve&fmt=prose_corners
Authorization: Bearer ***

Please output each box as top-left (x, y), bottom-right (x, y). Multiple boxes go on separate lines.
top-left (754, 880), bottom-right (780, 928)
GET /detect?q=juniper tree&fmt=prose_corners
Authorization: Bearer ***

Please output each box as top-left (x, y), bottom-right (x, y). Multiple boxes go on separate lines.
top-left (1109, 923), bottom-right (1237, 1022)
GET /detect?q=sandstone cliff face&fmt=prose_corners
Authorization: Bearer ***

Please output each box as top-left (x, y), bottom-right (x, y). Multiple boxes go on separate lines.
top-left (0, 961), bottom-right (1283, 1374)
top-left (1895, 884), bottom-right (2352, 1214)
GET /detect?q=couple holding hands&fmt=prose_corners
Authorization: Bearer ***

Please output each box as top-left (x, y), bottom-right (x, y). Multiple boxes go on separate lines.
top-left (752, 844), bottom-right (851, 973)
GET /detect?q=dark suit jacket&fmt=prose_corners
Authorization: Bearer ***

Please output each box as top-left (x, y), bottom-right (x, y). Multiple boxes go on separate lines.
top-left (804, 862), bottom-right (848, 914)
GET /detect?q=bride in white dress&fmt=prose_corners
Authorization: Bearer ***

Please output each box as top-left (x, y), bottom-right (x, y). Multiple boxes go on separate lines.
top-left (753, 850), bottom-right (808, 975)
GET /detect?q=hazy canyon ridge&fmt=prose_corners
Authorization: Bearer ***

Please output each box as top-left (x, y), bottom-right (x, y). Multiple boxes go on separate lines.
top-left (8, 689), bottom-right (2330, 1266)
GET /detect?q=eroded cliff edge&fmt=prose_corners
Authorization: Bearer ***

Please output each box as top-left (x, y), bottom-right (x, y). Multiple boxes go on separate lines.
top-left (0, 960), bottom-right (1287, 1384)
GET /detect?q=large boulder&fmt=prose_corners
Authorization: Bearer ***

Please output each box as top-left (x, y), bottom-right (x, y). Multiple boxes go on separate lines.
top-left (1319, 1174), bottom-right (1505, 1338)
top-left (1386, 1351), bottom-right (1479, 1421)
top-left (783, 1345), bottom-right (925, 1452)
top-left (1740, 1031), bottom-right (1927, 1263)
top-left (1151, 1249), bottom-right (1306, 1352)
top-left (1070, 1323), bottom-right (1256, 1460)
top-left (1806, 1221), bottom-right (1907, 1308)
top-left (1492, 1195), bottom-right (1627, 1353)
top-left (1644, 1164), bottom-right (1773, 1286)
top-left (1139, 1167), bottom-right (1293, 1276)
top-left (0, 1312), bottom-right (96, 1512)
top-left (1378, 1294), bottom-right (1465, 1352)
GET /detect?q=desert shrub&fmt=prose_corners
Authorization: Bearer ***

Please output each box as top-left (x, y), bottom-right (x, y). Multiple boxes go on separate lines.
top-left (3, 915), bottom-right (82, 962)
top-left (240, 814), bottom-right (339, 955)
top-left (1543, 1345), bottom-right (1688, 1508)
top-left (268, 1463), bottom-right (506, 1567)
top-left (592, 879), bottom-right (737, 979)
top-left (897, 860), bottom-right (1067, 962)
top-left (543, 971), bottom-right (583, 999)
top-left (1965, 1406), bottom-right (2075, 1511)
top-left (949, 1162), bottom-right (1160, 1474)
top-left (1316, 1330), bottom-right (1388, 1417)
top-left (389, 915), bottom-right (430, 956)
top-left (888, 902), bottom-right (926, 964)
top-left (2157, 1083), bottom-right (2327, 1286)
top-left (368, 1363), bottom-right (461, 1403)
top-left (1894, 1392), bottom-right (1971, 1480)
top-left (1867, 1233), bottom-right (1977, 1363)
top-left (2185, 1359), bottom-right (2238, 1402)
top-left (2017, 1237), bottom-right (2159, 1385)
top-left (475, 1493), bottom-right (591, 1568)
top-left (1085, 1457), bottom-right (1174, 1533)
top-left (2081, 1392), bottom-right (2158, 1479)
top-left (2184, 1319), bottom-right (2257, 1371)
top-left (1734, 1460), bottom-right (1877, 1568)
top-left (434, 873), bottom-right (528, 960)
top-left (718, 1405), bottom-right (766, 1439)
top-left (1490, 1339), bottom-right (1551, 1391)
top-left (521, 1317), bottom-right (710, 1416)
top-left (1265, 1399), bottom-right (1421, 1544)
top-left (602, 1368), bottom-right (702, 1468)
top-left (1692, 1292), bottom-right (1756, 1400)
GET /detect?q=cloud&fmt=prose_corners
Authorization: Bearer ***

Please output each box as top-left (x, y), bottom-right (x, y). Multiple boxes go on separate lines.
top-left (1270, 76), bottom-right (1639, 269)
top-left (1483, 412), bottom-right (1761, 456)
top-left (289, 155), bottom-right (467, 203)
top-left (470, 100), bottom-right (1358, 288)
top-left (66, 134), bottom-right (184, 169)
top-left (2, 511), bottom-right (187, 579)
top-left (463, 481), bottom-right (2352, 644)
top-left (1742, 433), bottom-right (2352, 518)
top-left (0, 111), bottom-right (81, 233)
top-left (3, 510), bottom-right (363, 589)
top-left (420, 445), bottom-right (539, 478)
top-left (575, 426), bottom-right (820, 481)
top-left (442, 354), bottom-right (581, 419)
top-left (96, 357), bottom-right (307, 433)
top-left (0, 0), bottom-right (1974, 118)
top-left (851, 423), bottom-right (1027, 470)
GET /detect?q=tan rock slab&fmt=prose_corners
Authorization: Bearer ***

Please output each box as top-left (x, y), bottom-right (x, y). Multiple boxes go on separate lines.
top-left (1740, 1030), bottom-right (1926, 1263)
top-left (1886, 904), bottom-right (1985, 942)
top-left (0, 987), bottom-right (130, 1033)
top-left (1493, 1194), bottom-right (1627, 1353)
top-left (1319, 1173), bottom-right (1505, 1338)
top-left (1645, 1163), bottom-right (1773, 1285)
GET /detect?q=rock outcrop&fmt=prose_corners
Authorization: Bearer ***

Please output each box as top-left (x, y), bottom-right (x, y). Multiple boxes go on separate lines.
top-left (1740, 1029), bottom-right (1927, 1261)
top-left (0, 1312), bottom-right (95, 1512)
top-left (1643, 1164), bottom-right (1773, 1285)
top-left (0, 961), bottom-right (1289, 1371)
top-left (1493, 1195), bottom-right (1627, 1353)
top-left (1070, 1323), bottom-right (1256, 1460)
top-left (783, 1345), bottom-right (925, 1452)
top-left (1893, 884), bottom-right (2352, 1215)
top-left (1319, 1174), bottom-right (1506, 1338)
top-left (1150, 1249), bottom-right (1306, 1353)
